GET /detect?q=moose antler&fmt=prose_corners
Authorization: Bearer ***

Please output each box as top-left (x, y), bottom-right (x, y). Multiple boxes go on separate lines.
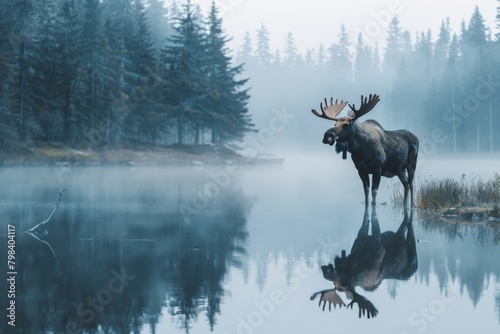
top-left (347, 291), bottom-right (378, 319)
top-left (310, 289), bottom-right (347, 311)
top-left (311, 97), bottom-right (348, 121)
top-left (348, 94), bottom-right (380, 120)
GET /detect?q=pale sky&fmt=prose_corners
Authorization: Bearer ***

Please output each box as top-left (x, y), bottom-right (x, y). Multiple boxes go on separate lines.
top-left (193, 0), bottom-right (498, 55)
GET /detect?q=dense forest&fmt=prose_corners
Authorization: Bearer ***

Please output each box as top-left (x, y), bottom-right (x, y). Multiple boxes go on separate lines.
top-left (0, 0), bottom-right (500, 154)
top-left (0, 0), bottom-right (253, 149)
top-left (238, 4), bottom-right (500, 154)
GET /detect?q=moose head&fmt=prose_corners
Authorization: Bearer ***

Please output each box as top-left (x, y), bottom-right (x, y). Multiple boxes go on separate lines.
top-left (311, 94), bottom-right (380, 159)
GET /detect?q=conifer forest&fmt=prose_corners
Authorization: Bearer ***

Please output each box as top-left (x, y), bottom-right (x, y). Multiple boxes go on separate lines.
top-left (0, 0), bottom-right (499, 153)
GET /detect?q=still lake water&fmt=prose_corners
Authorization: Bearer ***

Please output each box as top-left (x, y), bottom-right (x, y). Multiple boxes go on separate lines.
top-left (0, 155), bottom-right (499, 334)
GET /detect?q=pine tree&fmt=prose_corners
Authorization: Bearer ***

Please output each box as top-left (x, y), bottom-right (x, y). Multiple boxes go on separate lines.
top-left (434, 19), bottom-right (451, 78)
top-left (236, 31), bottom-right (255, 72)
top-left (144, 0), bottom-right (173, 61)
top-left (460, 6), bottom-right (490, 152)
top-left (255, 23), bottom-right (273, 71)
top-left (354, 33), bottom-right (372, 88)
top-left (328, 24), bottom-right (352, 85)
top-left (161, 0), bottom-right (210, 145)
top-left (283, 32), bottom-right (300, 70)
top-left (304, 48), bottom-right (315, 68)
top-left (4, 0), bottom-right (35, 144)
top-left (58, 0), bottom-right (81, 144)
top-left (125, 0), bottom-right (157, 143)
top-left (204, 1), bottom-right (253, 146)
top-left (496, 0), bottom-right (500, 41)
top-left (0, 1), bottom-right (23, 144)
top-left (326, 24), bottom-right (352, 94)
top-left (443, 33), bottom-right (460, 152)
top-left (382, 17), bottom-right (403, 91)
top-left (33, 0), bottom-right (66, 141)
top-left (317, 43), bottom-right (326, 69)
top-left (100, 15), bottom-right (127, 145)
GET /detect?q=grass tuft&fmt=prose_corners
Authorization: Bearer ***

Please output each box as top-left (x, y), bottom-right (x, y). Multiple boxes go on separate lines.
top-left (391, 173), bottom-right (500, 221)
top-left (416, 173), bottom-right (499, 210)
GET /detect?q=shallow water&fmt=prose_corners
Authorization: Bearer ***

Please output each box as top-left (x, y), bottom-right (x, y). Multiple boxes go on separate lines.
top-left (0, 156), bottom-right (499, 334)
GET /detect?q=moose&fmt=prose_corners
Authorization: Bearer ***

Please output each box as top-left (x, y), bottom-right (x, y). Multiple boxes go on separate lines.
top-left (311, 94), bottom-right (419, 208)
top-left (310, 206), bottom-right (418, 318)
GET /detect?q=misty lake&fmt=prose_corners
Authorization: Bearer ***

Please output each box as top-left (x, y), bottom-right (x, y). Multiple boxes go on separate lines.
top-left (0, 156), bottom-right (499, 334)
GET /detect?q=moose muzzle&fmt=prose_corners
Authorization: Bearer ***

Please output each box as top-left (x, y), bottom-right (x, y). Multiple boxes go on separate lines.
top-left (322, 130), bottom-right (336, 145)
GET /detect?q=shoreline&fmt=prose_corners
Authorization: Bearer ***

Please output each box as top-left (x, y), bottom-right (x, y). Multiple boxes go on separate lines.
top-left (418, 207), bottom-right (500, 224)
top-left (0, 142), bottom-right (284, 167)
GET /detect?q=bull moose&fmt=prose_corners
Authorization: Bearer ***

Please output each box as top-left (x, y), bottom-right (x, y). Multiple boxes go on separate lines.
top-left (310, 206), bottom-right (417, 318)
top-left (311, 94), bottom-right (419, 208)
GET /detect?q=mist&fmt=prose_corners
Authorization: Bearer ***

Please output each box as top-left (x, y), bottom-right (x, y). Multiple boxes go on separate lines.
top-left (0, 1), bottom-right (500, 334)
top-left (239, 8), bottom-right (500, 157)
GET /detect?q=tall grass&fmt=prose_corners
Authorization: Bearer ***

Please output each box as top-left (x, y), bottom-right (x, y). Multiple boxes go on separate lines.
top-left (416, 173), bottom-right (500, 211)
top-left (391, 173), bottom-right (500, 212)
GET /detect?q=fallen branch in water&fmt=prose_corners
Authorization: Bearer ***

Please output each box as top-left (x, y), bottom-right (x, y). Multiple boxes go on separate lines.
top-left (25, 188), bottom-right (65, 274)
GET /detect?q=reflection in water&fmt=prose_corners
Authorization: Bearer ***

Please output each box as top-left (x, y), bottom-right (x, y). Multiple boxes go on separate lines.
top-left (417, 213), bottom-right (500, 310)
top-left (311, 205), bottom-right (417, 318)
top-left (25, 189), bottom-right (65, 275)
top-left (0, 169), bottom-right (251, 334)
top-left (0, 166), bottom-right (499, 333)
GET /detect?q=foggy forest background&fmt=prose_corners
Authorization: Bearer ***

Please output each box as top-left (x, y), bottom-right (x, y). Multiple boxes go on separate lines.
top-left (1, 0), bottom-right (500, 154)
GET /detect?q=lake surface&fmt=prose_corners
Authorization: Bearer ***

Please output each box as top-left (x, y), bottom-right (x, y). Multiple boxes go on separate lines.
top-left (0, 156), bottom-right (499, 334)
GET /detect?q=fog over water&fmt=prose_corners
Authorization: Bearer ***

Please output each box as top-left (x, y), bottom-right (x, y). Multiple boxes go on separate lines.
top-left (0, 157), bottom-right (498, 333)
top-left (1, 0), bottom-right (500, 333)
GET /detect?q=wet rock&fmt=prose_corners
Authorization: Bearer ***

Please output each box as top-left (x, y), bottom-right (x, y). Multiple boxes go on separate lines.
top-left (443, 207), bottom-right (459, 219)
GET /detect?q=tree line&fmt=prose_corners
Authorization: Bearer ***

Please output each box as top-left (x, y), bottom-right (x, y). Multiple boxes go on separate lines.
top-left (0, 0), bottom-right (253, 149)
top-left (237, 5), bottom-right (500, 154)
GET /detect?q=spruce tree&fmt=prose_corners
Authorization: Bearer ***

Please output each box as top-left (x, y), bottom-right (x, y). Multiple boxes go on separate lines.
top-left (354, 33), bottom-right (372, 89)
top-left (434, 19), bottom-right (451, 78)
top-left (144, 0), bottom-right (172, 61)
top-left (204, 0), bottom-right (252, 146)
top-left (6, 0), bottom-right (38, 144)
top-left (497, 0), bottom-right (500, 40)
top-left (255, 23), bottom-right (273, 71)
top-left (382, 17), bottom-right (403, 91)
top-left (236, 31), bottom-right (256, 75)
top-left (283, 32), bottom-right (300, 70)
top-left (59, 0), bottom-right (81, 144)
top-left (461, 6), bottom-right (490, 152)
top-left (161, 0), bottom-right (209, 145)
top-left (328, 24), bottom-right (352, 86)
top-left (125, 0), bottom-right (157, 143)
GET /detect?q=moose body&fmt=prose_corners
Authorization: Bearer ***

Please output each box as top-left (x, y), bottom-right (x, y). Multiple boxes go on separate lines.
top-left (312, 95), bottom-right (419, 208)
top-left (330, 207), bottom-right (417, 292)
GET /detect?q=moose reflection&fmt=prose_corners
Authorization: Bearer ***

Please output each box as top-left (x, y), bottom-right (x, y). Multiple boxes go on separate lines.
top-left (311, 206), bottom-right (417, 318)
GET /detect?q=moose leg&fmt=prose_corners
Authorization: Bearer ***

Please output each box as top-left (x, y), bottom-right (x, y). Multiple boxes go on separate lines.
top-left (408, 167), bottom-right (416, 208)
top-left (408, 149), bottom-right (418, 208)
top-left (358, 171), bottom-right (370, 206)
top-left (371, 170), bottom-right (381, 205)
top-left (398, 173), bottom-right (410, 209)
